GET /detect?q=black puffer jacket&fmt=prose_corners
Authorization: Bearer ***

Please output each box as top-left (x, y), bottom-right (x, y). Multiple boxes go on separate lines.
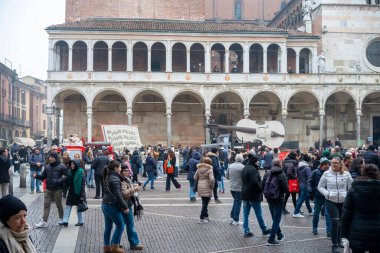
top-left (35, 162), bottom-right (68, 191)
top-left (91, 154), bottom-right (110, 176)
top-left (282, 157), bottom-right (298, 180)
top-left (0, 155), bottom-right (11, 184)
top-left (207, 152), bottom-right (221, 181)
top-left (131, 151), bottom-right (141, 174)
top-left (308, 167), bottom-right (326, 199)
top-left (261, 166), bottom-right (288, 203)
top-left (362, 151), bottom-right (380, 169)
top-left (341, 179), bottom-right (380, 252)
top-left (102, 171), bottom-right (128, 211)
top-left (241, 161), bottom-right (263, 202)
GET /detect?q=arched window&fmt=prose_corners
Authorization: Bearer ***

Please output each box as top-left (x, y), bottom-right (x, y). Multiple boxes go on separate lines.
top-left (93, 41), bottom-right (108, 71)
top-left (112, 42), bottom-right (126, 71)
top-left (299, 48), bottom-right (312, 73)
top-left (211, 44), bottom-right (225, 72)
top-left (72, 41), bottom-right (87, 71)
top-left (267, 44), bottom-right (280, 73)
top-left (249, 44), bottom-right (263, 73)
top-left (54, 41), bottom-right (68, 71)
top-left (151, 42), bottom-right (166, 72)
top-left (190, 43), bottom-right (205, 73)
top-left (287, 48), bottom-right (296, 73)
top-left (172, 43), bottom-right (186, 72)
top-left (133, 42), bottom-right (148, 71)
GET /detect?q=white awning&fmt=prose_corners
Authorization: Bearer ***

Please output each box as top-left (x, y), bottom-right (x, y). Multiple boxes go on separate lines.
top-left (13, 137), bottom-right (36, 147)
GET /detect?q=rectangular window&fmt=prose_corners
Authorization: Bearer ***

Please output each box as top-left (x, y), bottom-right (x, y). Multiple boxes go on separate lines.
top-left (43, 120), bottom-right (46, 130)
top-left (21, 90), bottom-right (26, 105)
top-left (22, 110), bottom-right (26, 120)
top-left (42, 104), bottom-right (46, 113)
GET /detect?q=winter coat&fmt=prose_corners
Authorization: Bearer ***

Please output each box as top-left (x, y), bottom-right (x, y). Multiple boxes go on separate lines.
top-left (28, 153), bottom-right (44, 171)
top-left (35, 162), bottom-right (68, 191)
top-left (261, 166), bottom-right (289, 203)
top-left (226, 161), bottom-right (244, 192)
top-left (102, 171), bottom-right (129, 211)
top-left (0, 155), bottom-right (11, 184)
top-left (362, 151), bottom-right (380, 169)
top-left (145, 156), bottom-right (156, 173)
top-left (263, 152), bottom-right (273, 168)
top-left (317, 168), bottom-right (353, 203)
top-left (297, 161), bottom-right (311, 187)
top-left (308, 167), bottom-right (326, 199)
top-left (164, 156), bottom-right (176, 174)
top-left (194, 163), bottom-right (214, 197)
top-left (64, 167), bottom-right (86, 206)
top-left (206, 152), bottom-right (221, 181)
top-left (241, 161), bottom-right (263, 202)
top-left (91, 154), bottom-right (110, 176)
top-left (187, 151), bottom-right (201, 180)
top-left (341, 179), bottom-right (380, 252)
top-left (282, 157), bottom-right (298, 180)
top-left (131, 151), bottom-right (141, 175)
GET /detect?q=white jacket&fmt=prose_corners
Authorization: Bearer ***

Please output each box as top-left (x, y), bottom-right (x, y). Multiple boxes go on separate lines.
top-left (317, 168), bottom-right (353, 203)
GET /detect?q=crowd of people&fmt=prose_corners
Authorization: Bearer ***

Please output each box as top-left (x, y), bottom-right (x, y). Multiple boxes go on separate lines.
top-left (0, 141), bottom-right (379, 253)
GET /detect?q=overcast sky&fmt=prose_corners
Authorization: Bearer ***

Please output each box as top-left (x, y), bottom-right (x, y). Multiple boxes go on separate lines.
top-left (0, 0), bottom-right (65, 80)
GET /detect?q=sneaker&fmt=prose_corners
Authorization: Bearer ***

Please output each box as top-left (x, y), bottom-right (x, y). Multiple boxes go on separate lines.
top-left (228, 218), bottom-right (234, 224)
top-left (74, 223), bottom-right (83, 226)
top-left (308, 210), bottom-right (314, 216)
top-left (36, 190), bottom-right (43, 193)
top-left (267, 240), bottom-right (280, 246)
top-left (190, 197), bottom-right (196, 202)
top-left (262, 229), bottom-right (272, 236)
top-left (232, 221), bottom-right (242, 226)
top-left (204, 217), bottom-right (210, 222)
top-left (150, 187), bottom-right (155, 190)
top-left (130, 244), bottom-right (144, 250)
top-left (142, 184), bottom-right (146, 191)
top-left (177, 185), bottom-right (182, 191)
top-left (215, 199), bottom-right (223, 204)
top-left (198, 219), bottom-right (208, 224)
top-left (312, 228), bottom-right (318, 235)
top-left (277, 233), bottom-right (285, 242)
top-left (157, 176), bottom-right (163, 179)
top-left (332, 245), bottom-right (340, 253)
top-left (30, 191), bottom-right (34, 194)
top-left (282, 209), bottom-right (290, 214)
top-left (57, 222), bottom-right (68, 227)
top-left (244, 232), bottom-right (254, 238)
top-left (293, 213), bottom-right (305, 218)
top-left (35, 220), bottom-right (48, 228)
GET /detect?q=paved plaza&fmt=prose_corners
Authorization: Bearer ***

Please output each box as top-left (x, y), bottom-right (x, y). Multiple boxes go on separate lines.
top-left (12, 172), bottom-right (332, 253)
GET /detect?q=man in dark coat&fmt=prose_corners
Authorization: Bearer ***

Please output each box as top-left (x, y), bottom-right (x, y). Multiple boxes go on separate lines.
top-left (0, 148), bottom-right (11, 197)
top-left (362, 145), bottom-right (380, 169)
top-left (207, 148), bottom-right (222, 203)
top-left (241, 151), bottom-right (271, 238)
top-left (91, 150), bottom-right (110, 199)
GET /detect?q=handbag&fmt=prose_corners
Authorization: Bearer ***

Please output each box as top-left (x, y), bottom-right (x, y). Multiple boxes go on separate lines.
top-left (77, 201), bottom-right (88, 212)
top-left (288, 179), bottom-right (299, 193)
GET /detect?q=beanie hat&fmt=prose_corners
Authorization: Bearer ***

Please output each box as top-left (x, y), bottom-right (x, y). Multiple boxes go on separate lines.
top-left (322, 150), bottom-right (331, 157)
top-left (0, 195), bottom-right (27, 225)
top-left (320, 157), bottom-right (331, 166)
top-left (49, 152), bottom-right (59, 161)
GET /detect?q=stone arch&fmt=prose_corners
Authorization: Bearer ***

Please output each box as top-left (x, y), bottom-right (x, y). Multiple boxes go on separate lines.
top-left (72, 41), bottom-right (87, 71)
top-left (211, 43), bottom-right (225, 73)
top-left (133, 42), bottom-right (148, 71)
top-left (286, 90), bottom-right (320, 109)
top-left (229, 43), bottom-right (243, 73)
top-left (172, 42), bottom-right (187, 72)
top-left (22, 130), bottom-right (27, 138)
top-left (112, 41), bottom-right (127, 71)
top-left (287, 48), bottom-right (296, 73)
top-left (210, 91), bottom-right (244, 124)
top-left (52, 87), bottom-right (89, 106)
top-left (250, 91), bottom-right (282, 121)
top-left (299, 48), bottom-right (312, 74)
top-left (361, 91), bottom-right (380, 146)
top-left (151, 42), bottom-right (166, 72)
top-left (249, 43), bottom-right (263, 73)
top-left (14, 130), bottom-right (20, 138)
top-left (267, 44), bottom-right (280, 73)
top-left (92, 88), bottom-right (128, 107)
top-left (54, 40), bottom-right (69, 71)
top-left (190, 43), bottom-right (205, 72)
top-left (93, 41), bottom-right (108, 71)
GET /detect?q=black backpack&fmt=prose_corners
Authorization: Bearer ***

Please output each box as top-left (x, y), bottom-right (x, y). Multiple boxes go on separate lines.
top-left (263, 174), bottom-right (280, 200)
top-left (284, 161), bottom-right (297, 179)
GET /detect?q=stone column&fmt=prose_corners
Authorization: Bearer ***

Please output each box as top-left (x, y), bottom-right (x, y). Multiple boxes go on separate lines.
top-left (356, 108), bottom-right (362, 147)
top-left (281, 45), bottom-right (287, 74)
top-left (243, 43), bottom-right (249, 74)
top-left (205, 43), bottom-right (211, 73)
top-left (312, 47), bottom-right (318, 74)
top-left (281, 108), bottom-right (288, 127)
top-left (205, 108), bottom-right (211, 144)
top-left (224, 50), bottom-right (230, 73)
top-left (87, 42), bottom-right (93, 71)
top-left (48, 40), bottom-right (54, 71)
top-left (166, 107), bottom-right (172, 147)
top-left (46, 106), bottom-right (53, 147)
top-left (186, 49), bottom-right (190, 72)
top-left (147, 48), bottom-right (152, 72)
top-left (263, 49), bottom-right (268, 73)
top-left (108, 47), bottom-right (112, 71)
top-left (68, 47), bottom-right (73, 71)
top-left (127, 41), bottom-right (133, 71)
top-left (166, 42), bottom-right (172, 72)
top-left (296, 50), bottom-right (300, 74)
top-left (87, 106), bottom-right (93, 143)
top-left (55, 108), bottom-right (61, 140)
top-left (59, 109), bottom-right (64, 143)
top-left (127, 107), bottom-right (133, 126)
top-left (319, 108), bottom-right (325, 145)
top-left (244, 107), bottom-right (250, 119)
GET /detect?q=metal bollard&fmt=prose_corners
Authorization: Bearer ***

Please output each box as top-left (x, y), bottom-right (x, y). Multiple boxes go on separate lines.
top-left (19, 163), bottom-right (28, 188)
top-left (8, 166), bottom-right (14, 195)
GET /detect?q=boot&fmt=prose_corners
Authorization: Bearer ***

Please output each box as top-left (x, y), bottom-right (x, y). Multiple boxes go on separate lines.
top-left (110, 244), bottom-right (125, 253)
top-left (331, 245), bottom-right (340, 253)
top-left (103, 246), bottom-right (111, 253)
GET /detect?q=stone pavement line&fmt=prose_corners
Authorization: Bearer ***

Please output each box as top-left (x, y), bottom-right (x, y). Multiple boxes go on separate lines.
top-left (208, 237), bottom-right (328, 253)
top-left (20, 192), bottom-right (40, 206)
top-left (51, 207), bottom-right (80, 253)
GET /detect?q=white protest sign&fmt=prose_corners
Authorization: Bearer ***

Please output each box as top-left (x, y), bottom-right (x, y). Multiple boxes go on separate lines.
top-left (102, 125), bottom-right (142, 153)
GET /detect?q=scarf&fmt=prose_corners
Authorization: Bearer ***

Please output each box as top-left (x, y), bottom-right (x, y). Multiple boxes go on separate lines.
top-left (0, 224), bottom-right (37, 253)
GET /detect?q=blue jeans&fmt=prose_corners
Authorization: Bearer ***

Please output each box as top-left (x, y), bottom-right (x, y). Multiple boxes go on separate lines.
top-left (30, 170), bottom-right (42, 192)
top-left (62, 205), bottom-right (84, 223)
top-left (218, 176), bottom-right (225, 191)
top-left (189, 179), bottom-right (196, 199)
top-left (86, 169), bottom-right (94, 186)
top-left (122, 205), bottom-right (140, 247)
top-left (230, 191), bottom-right (242, 222)
top-left (242, 200), bottom-right (268, 234)
top-left (313, 197), bottom-right (331, 232)
top-left (156, 161), bottom-right (164, 176)
top-left (294, 185), bottom-right (312, 214)
top-left (268, 202), bottom-right (283, 241)
top-left (143, 171), bottom-right (155, 189)
top-left (101, 204), bottom-right (125, 246)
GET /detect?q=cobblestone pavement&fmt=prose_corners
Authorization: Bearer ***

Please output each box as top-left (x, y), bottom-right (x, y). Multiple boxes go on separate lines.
top-left (13, 172), bottom-right (333, 253)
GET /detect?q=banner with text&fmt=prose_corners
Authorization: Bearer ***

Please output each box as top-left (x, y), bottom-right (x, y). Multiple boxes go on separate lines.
top-left (102, 125), bottom-right (142, 153)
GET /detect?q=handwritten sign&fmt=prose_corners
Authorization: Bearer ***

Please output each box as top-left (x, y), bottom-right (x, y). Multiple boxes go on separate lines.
top-left (102, 125), bottom-right (142, 153)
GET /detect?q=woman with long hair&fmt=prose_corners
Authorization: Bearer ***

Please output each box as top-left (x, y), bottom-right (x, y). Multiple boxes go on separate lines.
top-left (195, 157), bottom-right (214, 223)
top-left (318, 157), bottom-right (353, 253)
top-left (164, 150), bottom-right (181, 191)
top-left (101, 160), bottom-right (129, 253)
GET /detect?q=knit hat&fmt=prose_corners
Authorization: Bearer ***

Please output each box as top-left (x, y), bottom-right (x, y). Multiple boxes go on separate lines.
top-left (49, 152), bottom-right (59, 161)
top-left (320, 157), bottom-right (331, 166)
top-left (235, 154), bottom-right (244, 163)
top-left (0, 195), bottom-right (27, 225)
top-left (322, 150), bottom-right (331, 157)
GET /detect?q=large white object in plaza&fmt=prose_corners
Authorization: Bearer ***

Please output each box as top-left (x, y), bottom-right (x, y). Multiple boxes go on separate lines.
top-left (102, 125), bottom-right (142, 153)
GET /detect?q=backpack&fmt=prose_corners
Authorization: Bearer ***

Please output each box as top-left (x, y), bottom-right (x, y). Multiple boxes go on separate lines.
top-left (284, 161), bottom-right (297, 179)
top-left (263, 174), bottom-right (280, 200)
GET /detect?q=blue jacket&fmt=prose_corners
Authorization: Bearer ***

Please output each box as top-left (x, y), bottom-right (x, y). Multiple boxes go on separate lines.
top-left (28, 152), bottom-right (44, 171)
top-left (297, 161), bottom-right (311, 187)
top-left (187, 151), bottom-right (201, 180)
top-left (145, 156), bottom-right (156, 173)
